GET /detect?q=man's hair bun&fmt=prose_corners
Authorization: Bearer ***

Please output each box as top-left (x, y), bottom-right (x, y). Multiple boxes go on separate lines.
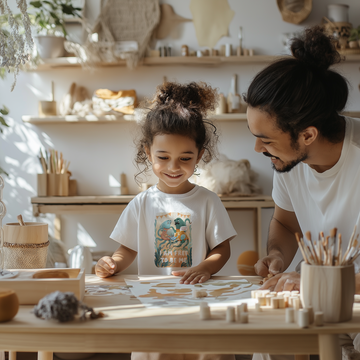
top-left (291, 26), bottom-right (342, 70)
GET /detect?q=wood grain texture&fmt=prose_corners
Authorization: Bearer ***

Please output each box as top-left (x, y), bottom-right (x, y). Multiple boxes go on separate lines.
top-left (4, 222), bottom-right (48, 245)
top-left (300, 263), bottom-right (355, 322)
top-left (0, 268), bottom-right (84, 304)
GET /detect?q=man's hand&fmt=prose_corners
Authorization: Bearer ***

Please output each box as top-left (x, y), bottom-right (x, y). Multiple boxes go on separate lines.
top-left (172, 265), bottom-right (211, 284)
top-left (254, 253), bottom-right (285, 277)
top-left (259, 271), bottom-right (300, 292)
top-left (95, 256), bottom-right (117, 278)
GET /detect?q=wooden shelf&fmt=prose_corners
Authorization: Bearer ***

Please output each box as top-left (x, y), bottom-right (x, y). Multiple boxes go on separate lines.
top-left (29, 54), bottom-right (360, 70)
top-left (22, 113), bottom-right (247, 124)
top-left (22, 112), bottom-right (360, 125)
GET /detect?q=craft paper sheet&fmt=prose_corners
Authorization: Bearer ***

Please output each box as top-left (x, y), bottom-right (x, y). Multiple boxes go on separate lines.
top-left (125, 278), bottom-right (259, 307)
top-left (190, 0), bottom-right (235, 48)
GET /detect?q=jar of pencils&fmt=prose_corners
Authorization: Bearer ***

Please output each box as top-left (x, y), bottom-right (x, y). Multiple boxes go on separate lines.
top-left (298, 228), bottom-right (356, 323)
top-left (300, 262), bottom-right (354, 322)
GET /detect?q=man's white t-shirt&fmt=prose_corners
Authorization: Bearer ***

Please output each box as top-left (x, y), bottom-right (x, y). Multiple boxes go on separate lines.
top-left (272, 116), bottom-right (360, 269)
top-left (110, 185), bottom-right (237, 275)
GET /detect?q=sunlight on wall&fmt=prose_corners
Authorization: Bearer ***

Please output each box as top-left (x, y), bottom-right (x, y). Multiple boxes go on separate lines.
top-left (77, 223), bottom-right (97, 247)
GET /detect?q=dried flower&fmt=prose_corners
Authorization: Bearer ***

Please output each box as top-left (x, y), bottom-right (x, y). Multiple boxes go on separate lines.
top-left (0, 0), bottom-right (34, 91)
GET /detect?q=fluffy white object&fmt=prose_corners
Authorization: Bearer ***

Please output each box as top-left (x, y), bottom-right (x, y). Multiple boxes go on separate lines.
top-left (193, 154), bottom-right (262, 196)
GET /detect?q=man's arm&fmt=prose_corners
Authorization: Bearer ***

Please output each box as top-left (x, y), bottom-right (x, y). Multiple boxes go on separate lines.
top-left (255, 205), bottom-right (301, 277)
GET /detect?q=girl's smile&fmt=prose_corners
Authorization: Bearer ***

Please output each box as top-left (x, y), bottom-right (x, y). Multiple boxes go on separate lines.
top-left (146, 133), bottom-right (203, 194)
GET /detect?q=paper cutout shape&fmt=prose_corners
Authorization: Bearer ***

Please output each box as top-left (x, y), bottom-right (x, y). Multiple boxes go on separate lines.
top-left (155, 4), bottom-right (192, 39)
top-left (190, 0), bottom-right (235, 48)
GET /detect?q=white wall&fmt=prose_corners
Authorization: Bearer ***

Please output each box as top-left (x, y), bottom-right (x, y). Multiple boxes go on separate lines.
top-left (1, 0), bottom-right (359, 275)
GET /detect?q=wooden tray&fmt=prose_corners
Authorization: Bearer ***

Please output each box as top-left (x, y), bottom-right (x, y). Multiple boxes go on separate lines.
top-left (0, 268), bottom-right (85, 305)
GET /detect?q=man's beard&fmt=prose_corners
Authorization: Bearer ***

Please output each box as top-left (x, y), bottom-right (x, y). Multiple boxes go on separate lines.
top-left (263, 151), bottom-right (308, 173)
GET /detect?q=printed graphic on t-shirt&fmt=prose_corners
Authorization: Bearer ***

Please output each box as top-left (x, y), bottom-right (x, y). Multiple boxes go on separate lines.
top-left (154, 212), bottom-right (192, 268)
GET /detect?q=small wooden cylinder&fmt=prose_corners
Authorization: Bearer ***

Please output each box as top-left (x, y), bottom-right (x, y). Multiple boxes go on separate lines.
top-left (300, 262), bottom-right (355, 323)
top-left (199, 304), bottom-right (211, 320)
top-left (285, 307), bottom-right (295, 323)
top-left (226, 306), bottom-right (235, 322)
top-left (239, 312), bottom-right (248, 324)
top-left (298, 309), bottom-right (309, 328)
top-left (0, 289), bottom-right (19, 322)
top-left (37, 173), bottom-right (47, 196)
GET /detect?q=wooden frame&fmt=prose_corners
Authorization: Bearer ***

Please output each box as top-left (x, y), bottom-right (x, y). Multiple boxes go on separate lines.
top-left (31, 195), bottom-right (275, 258)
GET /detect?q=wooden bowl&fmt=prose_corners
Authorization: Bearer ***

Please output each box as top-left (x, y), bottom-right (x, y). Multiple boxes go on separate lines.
top-left (32, 270), bottom-right (70, 279)
top-left (0, 288), bottom-right (19, 322)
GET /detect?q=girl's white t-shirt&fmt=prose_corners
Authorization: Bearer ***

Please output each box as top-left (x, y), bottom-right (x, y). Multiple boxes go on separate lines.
top-left (272, 116), bottom-right (360, 270)
top-left (110, 185), bottom-right (237, 275)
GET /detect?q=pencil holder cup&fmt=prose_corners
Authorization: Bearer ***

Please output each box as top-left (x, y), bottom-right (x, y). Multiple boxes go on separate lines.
top-left (37, 173), bottom-right (47, 196)
top-left (47, 173), bottom-right (69, 196)
top-left (3, 222), bottom-right (49, 269)
top-left (300, 262), bottom-right (355, 323)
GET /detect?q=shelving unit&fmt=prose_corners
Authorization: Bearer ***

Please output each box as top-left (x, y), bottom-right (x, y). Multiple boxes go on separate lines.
top-left (22, 112), bottom-right (360, 125)
top-left (30, 54), bottom-right (360, 70)
top-left (22, 113), bottom-right (248, 124)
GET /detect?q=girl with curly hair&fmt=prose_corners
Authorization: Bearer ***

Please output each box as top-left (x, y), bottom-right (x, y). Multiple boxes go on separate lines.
top-left (96, 81), bottom-right (237, 360)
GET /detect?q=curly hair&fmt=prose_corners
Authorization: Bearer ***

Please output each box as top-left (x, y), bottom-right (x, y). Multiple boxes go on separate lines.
top-left (134, 81), bottom-right (219, 184)
top-left (244, 26), bottom-right (349, 144)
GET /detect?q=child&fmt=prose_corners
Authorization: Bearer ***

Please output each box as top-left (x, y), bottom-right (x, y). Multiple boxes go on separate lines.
top-left (96, 81), bottom-right (236, 360)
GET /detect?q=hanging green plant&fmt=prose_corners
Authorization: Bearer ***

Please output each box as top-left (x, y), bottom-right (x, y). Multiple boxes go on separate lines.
top-left (30, 0), bottom-right (82, 38)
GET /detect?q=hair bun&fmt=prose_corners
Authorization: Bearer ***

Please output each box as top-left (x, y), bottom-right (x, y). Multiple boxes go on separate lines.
top-left (154, 81), bottom-right (218, 117)
top-left (290, 26), bottom-right (341, 70)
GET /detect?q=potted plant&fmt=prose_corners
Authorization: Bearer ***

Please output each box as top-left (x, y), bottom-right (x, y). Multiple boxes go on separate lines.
top-left (348, 26), bottom-right (360, 49)
top-left (30, 0), bottom-right (82, 59)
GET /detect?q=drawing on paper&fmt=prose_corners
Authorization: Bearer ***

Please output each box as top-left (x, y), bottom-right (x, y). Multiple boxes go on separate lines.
top-left (125, 278), bottom-right (260, 307)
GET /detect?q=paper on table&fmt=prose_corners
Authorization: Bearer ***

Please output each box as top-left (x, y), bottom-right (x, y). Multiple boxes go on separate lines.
top-left (190, 0), bottom-right (235, 48)
top-left (125, 278), bottom-right (259, 307)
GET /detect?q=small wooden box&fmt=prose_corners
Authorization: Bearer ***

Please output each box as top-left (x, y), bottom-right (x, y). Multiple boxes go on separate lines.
top-left (0, 268), bottom-right (85, 305)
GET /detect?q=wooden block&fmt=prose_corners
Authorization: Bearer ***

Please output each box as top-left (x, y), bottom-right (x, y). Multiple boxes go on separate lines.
top-left (285, 308), bottom-right (295, 323)
top-left (193, 289), bottom-right (207, 298)
top-left (258, 296), bottom-right (266, 306)
top-left (314, 311), bottom-right (324, 326)
top-left (271, 298), bottom-right (279, 309)
top-left (0, 268), bottom-right (85, 304)
top-left (199, 303), bottom-right (211, 320)
top-left (226, 306), bottom-right (235, 322)
top-left (255, 303), bottom-right (262, 312)
top-left (69, 179), bottom-right (77, 196)
top-left (278, 297), bottom-right (285, 309)
top-left (306, 306), bottom-right (314, 324)
top-left (298, 309), bottom-right (309, 328)
top-left (239, 312), bottom-right (248, 324)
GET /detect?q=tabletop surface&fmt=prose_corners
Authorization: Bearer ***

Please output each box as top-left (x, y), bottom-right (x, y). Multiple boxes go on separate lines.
top-left (1, 274), bottom-right (360, 336)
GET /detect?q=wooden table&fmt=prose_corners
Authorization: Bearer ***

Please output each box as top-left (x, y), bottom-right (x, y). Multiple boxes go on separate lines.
top-left (1, 274), bottom-right (359, 360)
top-left (31, 195), bottom-right (275, 257)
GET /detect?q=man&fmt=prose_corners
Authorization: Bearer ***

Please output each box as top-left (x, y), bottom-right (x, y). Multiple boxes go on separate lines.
top-left (244, 26), bottom-right (360, 359)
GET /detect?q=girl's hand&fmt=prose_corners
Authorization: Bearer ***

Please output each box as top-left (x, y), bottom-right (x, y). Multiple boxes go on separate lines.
top-left (172, 266), bottom-right (211, 284)
top-left (95, 256), bottom-right (117, 278)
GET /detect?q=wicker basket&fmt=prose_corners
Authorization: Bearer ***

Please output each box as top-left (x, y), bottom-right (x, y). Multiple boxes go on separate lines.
top-left (3, 241), bottom-right (49, 269)
top-left (3, 222), bottom-right (48, 269)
